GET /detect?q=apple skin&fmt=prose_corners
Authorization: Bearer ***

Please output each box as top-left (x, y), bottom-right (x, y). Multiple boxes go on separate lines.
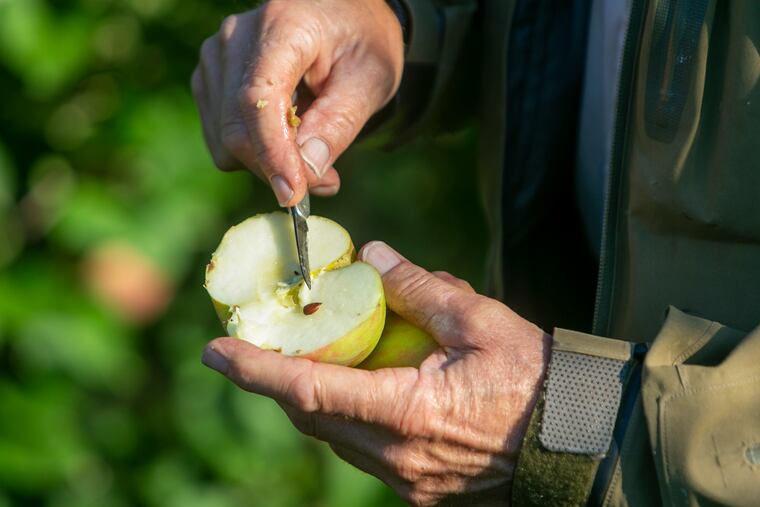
top-left (301, 298), bottom-right (386, 366)
top-left (358, 312), bottom-right (439, 370)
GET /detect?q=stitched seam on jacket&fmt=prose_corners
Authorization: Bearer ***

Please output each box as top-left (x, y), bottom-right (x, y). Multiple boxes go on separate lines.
top-left (661, 375), bottom-right (760, 493)
top-left (672, 321), bottom-right (719, 365)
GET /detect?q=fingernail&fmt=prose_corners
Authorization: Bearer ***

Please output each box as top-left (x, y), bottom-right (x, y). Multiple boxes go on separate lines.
top-left (310, 184), bottom-right (339, 197)
top-left (271, 175), bottom-right (294, 206)
top-left (360, 241), bottom-right (401, 275)
top-left (202, 347), bottom-right (229, 375)
top-left (299, 138), bottom-right (330, 178)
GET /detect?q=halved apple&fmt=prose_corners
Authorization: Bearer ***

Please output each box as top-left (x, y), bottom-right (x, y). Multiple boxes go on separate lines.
top-left (204, 212), bottom-right (385, 366)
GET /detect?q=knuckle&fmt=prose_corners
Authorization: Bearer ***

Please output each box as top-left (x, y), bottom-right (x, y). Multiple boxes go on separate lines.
top-left (394, 267), bottom-right (457, 313)
top-left (315, 104), bottom-right (361, 142)
top-left (284, 28), bottom-right (315, 62)
top-left (394, 266), bottom-right (436, 300)
top-left (385, 447), bottom-right (423, 484)
top-left (363, 56), bottom-right (400, 104)
top-left (286, 369), bottom-right (319, 413)
top-left (256, 0), bottom-right (280, 23)
top-left (210, 149), bottom-right (239, 172)
top-left (397, 399), bottom-right (433, 438)
top-left (219, 15), bottom-right (238, 42)
top-left (257, 1), bottom-right (303, 36)
top-left (199, 36), bottom-right (217, 61)
top-left (237, 85), bottom-right (261, 108)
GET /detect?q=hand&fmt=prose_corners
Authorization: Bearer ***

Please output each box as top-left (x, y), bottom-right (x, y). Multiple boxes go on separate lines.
top-left (191, 0), bottom-right (404, 205)
top-left (202, 241), bottom-right (551, 505)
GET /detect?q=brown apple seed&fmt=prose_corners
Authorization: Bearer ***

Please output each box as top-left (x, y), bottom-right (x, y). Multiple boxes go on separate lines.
top-left (303, 302), bottom-right (322, 315)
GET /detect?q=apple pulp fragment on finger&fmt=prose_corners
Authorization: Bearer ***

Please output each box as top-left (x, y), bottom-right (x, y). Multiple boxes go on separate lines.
top-left (204, 212), bottom-right (385, 366)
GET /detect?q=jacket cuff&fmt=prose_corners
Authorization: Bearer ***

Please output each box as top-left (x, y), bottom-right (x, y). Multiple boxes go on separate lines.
top-left (511, 329), bottom-right (647, 506)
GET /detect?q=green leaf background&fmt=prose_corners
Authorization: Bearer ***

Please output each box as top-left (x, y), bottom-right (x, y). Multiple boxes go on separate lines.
top-left (0, 0), bottom-right (486, 505)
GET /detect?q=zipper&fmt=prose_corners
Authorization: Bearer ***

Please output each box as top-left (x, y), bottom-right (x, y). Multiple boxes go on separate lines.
top-left (587, 1), bottom-right (649, 506)
top-left (591, 0), bottom-right (648, 338)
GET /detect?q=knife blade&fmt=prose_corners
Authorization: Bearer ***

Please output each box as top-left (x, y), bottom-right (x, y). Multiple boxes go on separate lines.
top-left (290, 193), bottom-right (311, 289)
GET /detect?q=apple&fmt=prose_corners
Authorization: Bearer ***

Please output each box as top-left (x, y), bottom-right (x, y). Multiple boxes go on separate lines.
top-left (83, 241), bottom-right (173, 324)
top-left (204, 212), bottom-right (385, 366)
top-left (358, 312), bottom-right (439, 370)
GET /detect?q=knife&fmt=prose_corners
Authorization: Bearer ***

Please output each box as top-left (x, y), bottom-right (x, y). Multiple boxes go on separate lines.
top-left (290, 193), bottom-right (311, 289)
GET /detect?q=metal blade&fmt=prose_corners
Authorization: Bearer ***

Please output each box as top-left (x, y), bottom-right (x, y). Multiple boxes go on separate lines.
top-left (290, 193), bottom-right (311, 288)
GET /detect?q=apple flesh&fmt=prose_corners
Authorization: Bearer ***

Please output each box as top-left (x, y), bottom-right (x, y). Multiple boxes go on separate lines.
top-left (358, 312), bottom-right (439, 370)
top-left (204, 212), bottom-right (385, 366)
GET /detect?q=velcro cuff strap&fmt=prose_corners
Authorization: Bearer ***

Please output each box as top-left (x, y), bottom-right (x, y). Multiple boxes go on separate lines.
top-left (511, 330), bottom-right (637, 507)
top-left (539, 330), bottom-right (632, 457)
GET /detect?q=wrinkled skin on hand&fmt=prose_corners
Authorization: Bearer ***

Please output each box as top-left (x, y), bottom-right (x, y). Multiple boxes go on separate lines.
top-left (203, 241), bottom-right (551, 505)
top-left (191, 0), bottom-right (404, 205)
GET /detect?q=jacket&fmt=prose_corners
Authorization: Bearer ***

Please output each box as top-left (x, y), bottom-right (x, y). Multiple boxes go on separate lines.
top-left (388, 0), bottom-right (760, 504)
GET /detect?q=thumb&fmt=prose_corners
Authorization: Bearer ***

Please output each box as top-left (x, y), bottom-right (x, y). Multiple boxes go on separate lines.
top-left (295, 59), bottom-right (398, 178)
top-left (358, 242), bottom-right (477, 348)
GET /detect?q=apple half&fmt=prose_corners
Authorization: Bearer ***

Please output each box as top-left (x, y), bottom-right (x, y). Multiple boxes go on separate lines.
top-left (204, 212), bottom-right (385, 366)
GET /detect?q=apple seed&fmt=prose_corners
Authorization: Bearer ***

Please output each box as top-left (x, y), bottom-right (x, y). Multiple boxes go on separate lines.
top-left (303, 302), bottom-right (322, 315)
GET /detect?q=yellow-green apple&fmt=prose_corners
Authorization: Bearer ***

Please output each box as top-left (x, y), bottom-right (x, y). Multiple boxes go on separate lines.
top-left (358, 312), bottom-right (439, 370)
top-left (204, 212), bottom-right (385, 366)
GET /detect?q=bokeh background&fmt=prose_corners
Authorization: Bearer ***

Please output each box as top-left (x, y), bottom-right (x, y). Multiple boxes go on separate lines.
top-left (0, 0), bottom-right (486, 505)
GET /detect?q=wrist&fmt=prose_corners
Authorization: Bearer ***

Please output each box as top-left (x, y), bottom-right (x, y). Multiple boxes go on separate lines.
top-left (519, 319), bottom-right (553, 393)
top-left (514, 326), bottom-right (553, 445)
top-left (511, 330), bottom-right (644, 506)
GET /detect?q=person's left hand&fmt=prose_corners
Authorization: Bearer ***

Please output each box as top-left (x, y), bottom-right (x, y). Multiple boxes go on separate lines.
top-left (202, 241), bottom-right (551, 506)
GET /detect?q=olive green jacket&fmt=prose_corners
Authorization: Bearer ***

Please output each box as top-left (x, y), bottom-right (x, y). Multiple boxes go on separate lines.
top-left (394, 0), bottom-right (760, 505)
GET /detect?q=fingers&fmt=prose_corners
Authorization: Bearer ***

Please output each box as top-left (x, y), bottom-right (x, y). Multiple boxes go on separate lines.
top-left (193, 40), bottom-right (241, 172)
top-left (195, 10), bottom-right (339, 204)
top-left (192, 1), bottom-right (404, 204)
top-left (294, 56), bottom-right (396, 179)
top-left (309, 166), bottom-right (340, 196)
top-left (358, 242), bottom-right (479, 347)
top-left (217, 13), bottom-right (261, 176)
top-left (235, 14), bottom-right (320, 206)
top-left (278, 402), bottom-right (403, 460)
top-left (277, 403), bottom-right (439, 504)
top-left (202, 337), bottom-right (417, 425)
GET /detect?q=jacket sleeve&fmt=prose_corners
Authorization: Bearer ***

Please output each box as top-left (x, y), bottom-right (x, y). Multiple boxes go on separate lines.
top-left (363, 0), bottom-right (478, 145)
top-left (511, 307), bottom-right (760, 506)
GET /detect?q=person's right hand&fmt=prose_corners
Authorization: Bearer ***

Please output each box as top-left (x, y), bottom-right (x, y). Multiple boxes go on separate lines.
top-left (191, 0), bottom-right (405, 206)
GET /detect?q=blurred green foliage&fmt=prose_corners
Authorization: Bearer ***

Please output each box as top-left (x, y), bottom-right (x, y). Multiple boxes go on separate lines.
top-left (0, 0), bottom-right (486, 505)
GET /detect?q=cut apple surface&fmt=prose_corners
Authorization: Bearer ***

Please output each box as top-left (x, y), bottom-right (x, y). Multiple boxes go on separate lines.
top-left (205, 212), bottom-right (385, 366)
